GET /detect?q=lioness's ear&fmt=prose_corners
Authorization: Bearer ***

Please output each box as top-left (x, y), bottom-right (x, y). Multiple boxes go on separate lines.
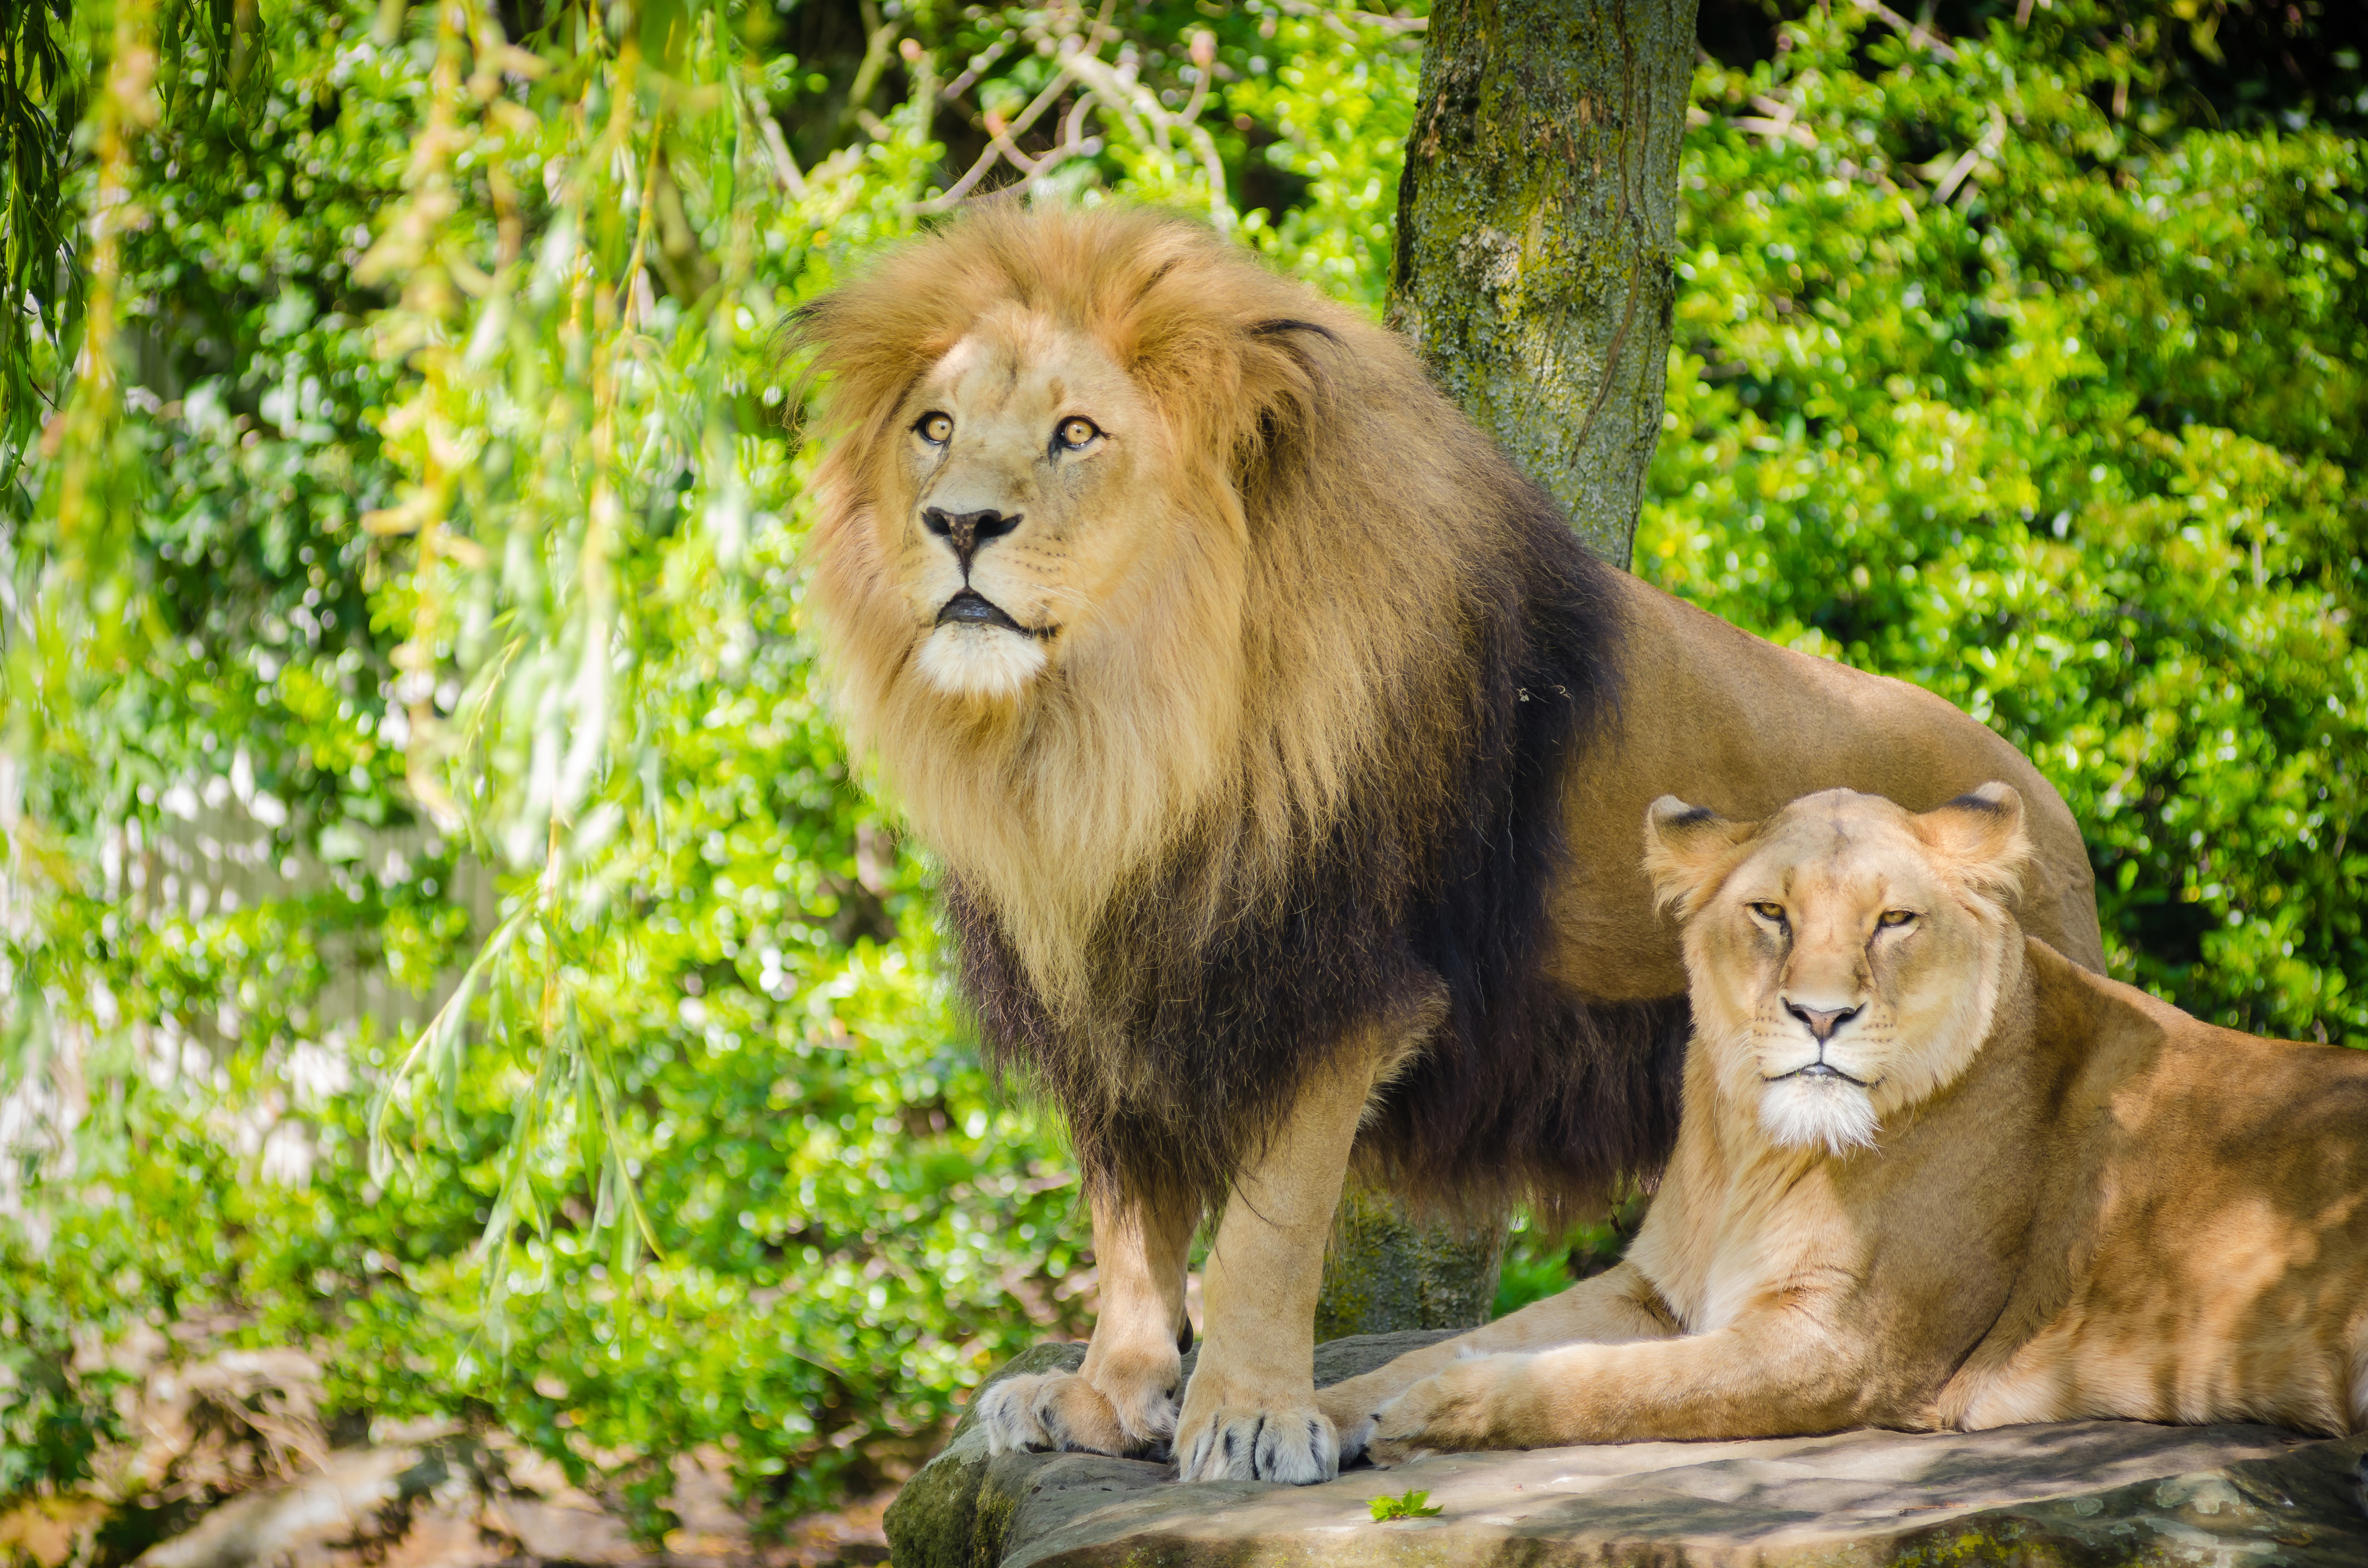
top-left (1914, 783), bottom-right (2032, 901)
top-left (1642, 797), bottom-right (1759, 922)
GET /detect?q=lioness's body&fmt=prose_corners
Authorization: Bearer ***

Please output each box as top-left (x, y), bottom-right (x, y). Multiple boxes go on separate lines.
top-left (1545, 583), bottom-right (2100, 1002)
top-left (1326, 791), bottom-right (2368, 1460)
top-left (795, 208), bottom-right (2103, 1484)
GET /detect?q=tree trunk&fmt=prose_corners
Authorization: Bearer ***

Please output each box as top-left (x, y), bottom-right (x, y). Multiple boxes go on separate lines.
top-left (1312, 1187), bottom-right (1507, 1341)
top-left (1318, 0), bottom-right (1698, 1337)
top-left (1390, 0), bottom-right (1700, 568)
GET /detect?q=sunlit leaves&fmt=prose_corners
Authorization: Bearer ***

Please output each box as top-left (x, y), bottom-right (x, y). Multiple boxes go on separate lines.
top-left (1642, 2), bottom-right (2367, 1041)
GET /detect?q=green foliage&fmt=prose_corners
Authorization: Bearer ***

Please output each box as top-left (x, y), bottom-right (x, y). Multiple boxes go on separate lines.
top-left (1645, 2), bottom-right (2367, 1040)
top-left (1369, 1487), bottom-right (1442, 1521)
top-left (0, 0), bottom-right (78, 481)
top-left (3, 0), bottom-right (2362, 1533)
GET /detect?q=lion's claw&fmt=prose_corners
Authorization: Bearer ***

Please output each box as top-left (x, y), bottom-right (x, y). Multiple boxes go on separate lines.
top-left (1176, 1404), bottom-right (1339, 1484)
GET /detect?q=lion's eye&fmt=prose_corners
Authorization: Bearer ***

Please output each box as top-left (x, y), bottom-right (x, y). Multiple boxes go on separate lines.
top-left (916, 412), bottom-right (953, 445)
top-left (1054, 416), bottom-right (1100, 450)
top-left (1748, 901), bottom-right (1786, 924)
top-left (1879, 909), bottom-right (1917, 928)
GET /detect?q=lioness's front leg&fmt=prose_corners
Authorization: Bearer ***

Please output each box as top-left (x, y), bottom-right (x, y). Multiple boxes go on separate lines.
top-left (1173, 1040), bottom-right (1385, 1485)
top-left (1315, 1260), bottom-right (1679, 1462)
top-left (978, 1185), bottom-right (1196, 1459)
top-left (1368, 1312), bottom-right (1875, 1461)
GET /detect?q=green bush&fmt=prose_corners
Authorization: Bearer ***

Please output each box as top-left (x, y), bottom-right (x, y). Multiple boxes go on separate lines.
top-left (1645, 5), bottom-right (2366, 1041)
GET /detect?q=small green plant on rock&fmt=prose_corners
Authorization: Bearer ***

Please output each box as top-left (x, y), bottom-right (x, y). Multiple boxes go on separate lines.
top-left (1369, 1488), bottom-right (1443, 1522)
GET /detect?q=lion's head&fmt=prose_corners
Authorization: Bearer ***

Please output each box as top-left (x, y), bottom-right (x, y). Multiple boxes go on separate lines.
top-left (1642, 785), bottom-right (2033, 1156)
top-left (792, 206), bottom-right (1567, 1016)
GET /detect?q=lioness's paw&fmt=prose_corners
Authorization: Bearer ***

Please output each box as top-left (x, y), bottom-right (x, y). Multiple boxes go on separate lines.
top-left (1176, 1403), bottom-right (1339, 1485)
top-left (1368, 1353), bottom-right (1527, 1465)
top-left (976, 1369), bottom-right (1178, 1459)
top-left (1315, 1384), bottom-right (1379, 1466)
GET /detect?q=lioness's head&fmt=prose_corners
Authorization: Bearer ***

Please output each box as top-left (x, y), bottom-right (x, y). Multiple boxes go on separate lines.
top-left (1643, 786), bottom-right (2032, 1155)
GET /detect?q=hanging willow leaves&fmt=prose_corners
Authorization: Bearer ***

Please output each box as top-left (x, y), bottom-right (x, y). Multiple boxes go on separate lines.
top-left (349, 0), bottom-right (1268, 1294)
top-left (1, 0), bottom-right (1370, 1351)
top-left (0, 0), bottom-right (77, 490)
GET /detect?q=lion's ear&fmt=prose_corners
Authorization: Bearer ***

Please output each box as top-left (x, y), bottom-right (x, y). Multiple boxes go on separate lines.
top-left (1229, 318), bottom-right (1335, 453)
top-left (1642, 797), bottom-right (1759, 922)
top-left (1913, 783), bottom-right (2032, 901)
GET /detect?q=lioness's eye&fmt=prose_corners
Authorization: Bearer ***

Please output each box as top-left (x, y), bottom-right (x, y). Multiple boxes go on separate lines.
top-left (1879, 909), bottom-right (1917, 928)
top-left (1054, 416), bottom-right (1100, 450)
top-left (916, 412), bottom-right (953, 444)
top-left (1748, 901), bottom-right (1786, 924)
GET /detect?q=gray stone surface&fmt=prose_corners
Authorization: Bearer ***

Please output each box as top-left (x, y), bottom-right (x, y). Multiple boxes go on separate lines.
top-left (889, 1342), bottom-right (2368, 1568)
top-left (883, 1333), bottom-right (1458, 1568)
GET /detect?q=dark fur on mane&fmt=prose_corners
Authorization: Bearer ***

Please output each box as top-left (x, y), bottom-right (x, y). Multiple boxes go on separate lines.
top-left (946, 369), bottom-right (1689, 1220)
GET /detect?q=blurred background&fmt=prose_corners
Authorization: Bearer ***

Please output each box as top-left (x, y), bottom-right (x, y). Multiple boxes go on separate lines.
top-left (1, 0), bottom-right (2362, 1557)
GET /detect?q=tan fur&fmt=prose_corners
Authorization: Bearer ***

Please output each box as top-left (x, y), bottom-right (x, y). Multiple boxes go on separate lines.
top-left (795, 206), bottom-right (2110, 1484)
top-left (802, 209), bottom-right (1489, 1034)
top-left (1315, 789), bottom-right (2368, 1460)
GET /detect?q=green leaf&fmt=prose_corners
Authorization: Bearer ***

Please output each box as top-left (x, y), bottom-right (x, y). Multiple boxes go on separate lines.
top-left (1370, 1488), bottom-right (1443, 1522)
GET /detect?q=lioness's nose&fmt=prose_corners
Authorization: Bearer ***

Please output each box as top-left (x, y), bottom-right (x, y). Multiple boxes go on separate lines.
top-left (1784, 1000), bottom-right (1861, 1042)
top-left (923, 507), bottom-right (1021, 574)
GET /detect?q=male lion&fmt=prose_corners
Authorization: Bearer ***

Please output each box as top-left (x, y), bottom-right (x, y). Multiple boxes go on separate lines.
top-left (1323, 786), bottom-right (2368, 1461)
top-left (792, 206), bottom-right (2105, 1484)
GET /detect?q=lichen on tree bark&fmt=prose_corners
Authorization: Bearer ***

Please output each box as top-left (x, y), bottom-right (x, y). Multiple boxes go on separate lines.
top-left (1390, 0), bottom-right (1700, 569)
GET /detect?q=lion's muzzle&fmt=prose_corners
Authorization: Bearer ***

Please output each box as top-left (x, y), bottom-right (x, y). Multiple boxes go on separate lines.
top-left (936, 588), bottom-right (1039, 636)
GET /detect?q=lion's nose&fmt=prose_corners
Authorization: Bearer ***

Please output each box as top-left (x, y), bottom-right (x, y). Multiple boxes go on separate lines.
top-left (923, 507), bottom-right (1021, 574)
top-left (1784, 1000), bottom-right (1862, 1042)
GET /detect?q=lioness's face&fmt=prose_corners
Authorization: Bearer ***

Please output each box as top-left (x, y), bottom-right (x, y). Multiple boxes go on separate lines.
top-left (886, 312), bottom-right (1170, 703)
top-left (1646, 788), bottom-right (2028, 1155)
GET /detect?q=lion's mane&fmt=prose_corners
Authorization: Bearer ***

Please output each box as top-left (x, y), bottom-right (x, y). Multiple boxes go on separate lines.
top-left (794, 207), bottom-right (1685, 1214)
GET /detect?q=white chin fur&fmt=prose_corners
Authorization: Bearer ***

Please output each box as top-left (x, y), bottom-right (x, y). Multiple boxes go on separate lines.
top-left (1759, 1076), bottom-right (1880, 1155)
top-left (917, 623), bottom-right (1047, 702)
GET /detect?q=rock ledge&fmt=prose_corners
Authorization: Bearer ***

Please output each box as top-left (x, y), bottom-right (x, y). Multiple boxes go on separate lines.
top-left (888, 1339), bottom-right (2368, 1568)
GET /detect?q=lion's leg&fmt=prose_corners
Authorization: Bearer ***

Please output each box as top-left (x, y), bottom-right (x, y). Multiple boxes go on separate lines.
top-left (1172, 1039), bottom-right (1387, 1485)
top-left (977, 1185), bottom-right (1198, 1459)
top-left (1367, 1311), bottom-right (1878, 1460)
top-left (1318, 1261), bottom-right (1677, 1462)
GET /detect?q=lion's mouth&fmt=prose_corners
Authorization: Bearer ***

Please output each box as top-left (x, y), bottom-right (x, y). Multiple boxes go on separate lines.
top-left (936, 589), bottom-right (1051, 639)
top-left (1771, 1062), bottom-right (1872, 1088)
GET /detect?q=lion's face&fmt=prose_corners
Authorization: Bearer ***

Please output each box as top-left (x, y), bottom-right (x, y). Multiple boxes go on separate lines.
top-left (1644, 786), bottom-right (2032, 1155)
top-left (885, 309), bottom-right (1182, 704)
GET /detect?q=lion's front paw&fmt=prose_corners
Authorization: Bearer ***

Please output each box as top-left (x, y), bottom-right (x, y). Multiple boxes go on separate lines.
top-left (1174, 1394), bottom-right (1339, 1485)
top-left (1368, 1353), bottom-right (1528, 1465)
top-left (976, 1367), bottom-right (1179, 1459)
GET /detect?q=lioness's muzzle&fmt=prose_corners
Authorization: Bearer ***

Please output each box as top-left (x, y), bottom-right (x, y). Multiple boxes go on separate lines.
top-left (1776, 1061), bottom-right (1870, 1087)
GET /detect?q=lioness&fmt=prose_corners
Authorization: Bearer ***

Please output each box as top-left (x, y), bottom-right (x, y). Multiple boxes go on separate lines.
top-left (1318, 786), bottom-right (2368, 1461)
top-left (793, 207), bottom-right (2106, 1483)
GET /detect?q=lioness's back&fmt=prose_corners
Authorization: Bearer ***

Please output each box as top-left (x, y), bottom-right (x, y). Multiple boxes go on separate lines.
top-left (1946, 941), bottom-right (2368, 1435)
